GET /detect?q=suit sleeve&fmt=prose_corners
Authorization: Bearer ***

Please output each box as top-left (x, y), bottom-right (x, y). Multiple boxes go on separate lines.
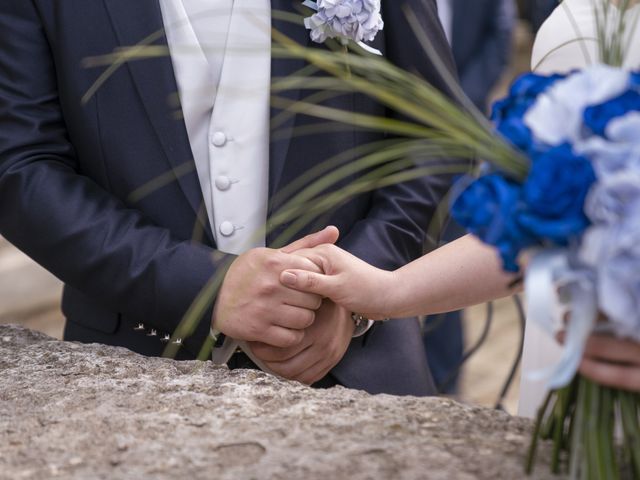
top-left (338, 0), bottom-right (460, 270)
top-left (0, 1), bottom-right (232, 335)
top-left (458, 0), bottom-right (516, 110)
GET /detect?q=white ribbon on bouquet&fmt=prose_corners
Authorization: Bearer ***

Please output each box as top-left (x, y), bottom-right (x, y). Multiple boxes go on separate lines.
top-left (518, 249), bottom-right (599, 417)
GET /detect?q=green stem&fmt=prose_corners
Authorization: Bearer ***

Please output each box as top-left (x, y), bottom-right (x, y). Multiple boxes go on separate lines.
top-left (597, 387), bottom-right (618, 480)
top-left (341, 43), bottom-right (351, 78)
top-left (551, 385), bottom-right (573, 473)
top-left (586, 379), bottom-right (604, 480)
top-left (619, 391), bottom-right (640, 478)
top-left (196, 332), bottom-right (215, 362)
top-left (570, 377), bottom-right (588, 480)
top-left (584, 379), bottom-right (618, 480)
top-left (560, 379), bottom-right (581, 473)
top-left (526, 390), bottom-right (554, 475)
top-left (540, 400), bottom-right (557, 440)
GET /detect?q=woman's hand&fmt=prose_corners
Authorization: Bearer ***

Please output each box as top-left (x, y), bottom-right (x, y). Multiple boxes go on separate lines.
top-left (579, 334), bottom-right (640, 392)
top-left (280, 243), bottom-right (396, 320)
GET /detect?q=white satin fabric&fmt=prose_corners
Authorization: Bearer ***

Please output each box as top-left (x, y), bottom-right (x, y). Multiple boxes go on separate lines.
top-left (159, 0), bottom-right (272, 255)
top-left (519, 0), bottom-right (640, 418)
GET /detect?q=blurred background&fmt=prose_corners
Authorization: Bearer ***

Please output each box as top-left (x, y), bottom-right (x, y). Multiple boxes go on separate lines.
top-left (0, 3), bottom-right (555, 415)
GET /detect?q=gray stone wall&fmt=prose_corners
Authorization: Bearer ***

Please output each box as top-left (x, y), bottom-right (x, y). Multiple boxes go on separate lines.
top-left (0, 325), bottom-right (561, 479)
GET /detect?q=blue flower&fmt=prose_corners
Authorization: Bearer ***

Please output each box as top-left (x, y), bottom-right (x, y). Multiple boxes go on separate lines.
top-left (303, 0), bottom-right (383, 44)
top-left (520, 144), bottom-right (596, 243)
top-left (452, 144), bottom-right (596, 271)
top-left (451, 174), bottom-right (534, 271)
top-left (494, 117), bottom-right (535, 153)
top-left (577, 112), bottom-right (640, 176)
top-left (583, 90), bottom-right (640, 137)
top-left (585, 171), bottom-right (640, 225)
top-left (510, 72), bottom-right (564, 99)
top-left (491, 73), bottom-right (563, 152)
top-left (453, 67), bottom-right (640, 282)
top-left (524, 65), bottom-right (631, 147)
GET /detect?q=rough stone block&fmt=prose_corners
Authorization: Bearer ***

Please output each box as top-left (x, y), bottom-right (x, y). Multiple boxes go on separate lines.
top-left (0, 325), bottom-right (561, 479)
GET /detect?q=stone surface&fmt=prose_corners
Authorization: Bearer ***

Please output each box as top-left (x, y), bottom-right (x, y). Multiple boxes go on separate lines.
top-left (0, 325), bottom-right (561, 479)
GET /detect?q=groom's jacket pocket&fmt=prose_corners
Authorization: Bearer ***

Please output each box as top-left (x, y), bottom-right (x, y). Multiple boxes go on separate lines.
top-left (61, 286), bottom-right (120, 334)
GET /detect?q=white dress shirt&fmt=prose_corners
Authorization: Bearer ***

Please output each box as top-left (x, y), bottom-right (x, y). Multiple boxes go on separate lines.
top-left (436, 0), bottom-right (454, 45)
top-left (159, 0), bottom-right (272, 256)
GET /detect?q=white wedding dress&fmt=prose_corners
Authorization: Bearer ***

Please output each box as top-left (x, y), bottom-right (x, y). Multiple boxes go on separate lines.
top-left (518, 0), bottom-right (640, 418)
top-left (531, 0), bottom-right (640, 74)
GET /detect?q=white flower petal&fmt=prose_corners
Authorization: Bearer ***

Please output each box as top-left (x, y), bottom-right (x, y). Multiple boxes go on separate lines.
top-left (524, 65), bottom-right (629, 146)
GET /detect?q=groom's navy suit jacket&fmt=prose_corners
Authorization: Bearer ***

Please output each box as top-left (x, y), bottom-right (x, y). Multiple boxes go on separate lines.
top-left (0, 0), bottom-right (457, 396)
top-left (450, 0), bottom-right (515, 110)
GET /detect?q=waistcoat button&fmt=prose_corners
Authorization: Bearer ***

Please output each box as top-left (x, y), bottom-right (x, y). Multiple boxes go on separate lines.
top-left (219, 221), bottom-right (235, 237)
top-left (215, 176), bottom-right (232, 191)
top-left (211, 131), bottom-right (227, 147)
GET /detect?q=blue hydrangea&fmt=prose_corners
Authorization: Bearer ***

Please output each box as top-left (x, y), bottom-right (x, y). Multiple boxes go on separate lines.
top-left (303, 0), bottom-right (383, 44)
top-left (579, 213), bottom-right (640, 342)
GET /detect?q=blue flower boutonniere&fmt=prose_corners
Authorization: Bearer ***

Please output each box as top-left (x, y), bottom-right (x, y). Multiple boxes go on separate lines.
top-left (301, 0), bottom-right (384, 55)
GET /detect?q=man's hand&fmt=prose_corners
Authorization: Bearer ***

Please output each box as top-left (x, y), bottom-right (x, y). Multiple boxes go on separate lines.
top-left (213, 227), bottom-right (339, 348)
top-left (247, 300), bottom-right (355, 384)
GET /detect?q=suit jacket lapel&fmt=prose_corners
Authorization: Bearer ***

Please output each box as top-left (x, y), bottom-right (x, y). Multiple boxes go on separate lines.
top-left (269, 0), bottom-right (312, 198)
top-left (451, 0), bottom-right (465, 58)
top-left (103, 0), bottom-right (214, 244)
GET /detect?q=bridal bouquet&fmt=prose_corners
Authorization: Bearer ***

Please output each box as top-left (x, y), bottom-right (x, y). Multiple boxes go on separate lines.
top-left (451, 64), bottom-right (640, 480)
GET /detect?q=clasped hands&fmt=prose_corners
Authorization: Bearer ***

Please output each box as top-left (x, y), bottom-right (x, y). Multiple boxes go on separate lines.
top-left (212, 226), bottom-right (359, 385)
top-left (213, 224), bottom-right (640, 393)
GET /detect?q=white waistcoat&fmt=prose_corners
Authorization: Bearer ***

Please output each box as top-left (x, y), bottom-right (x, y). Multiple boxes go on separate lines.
top-left (159, 0), bottom-right (271, 255)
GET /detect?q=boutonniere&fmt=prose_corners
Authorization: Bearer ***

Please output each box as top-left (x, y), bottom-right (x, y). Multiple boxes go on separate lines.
top-left (301, 0), bottom-right (384, 55)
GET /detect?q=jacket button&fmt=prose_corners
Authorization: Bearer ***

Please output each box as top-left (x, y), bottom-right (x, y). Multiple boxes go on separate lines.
top-left (215, 176), bottom-right (232, 191)
top-left (211, 131), bottom-right (227, 147)
top-left (219, 221), bottom-right (235, 237)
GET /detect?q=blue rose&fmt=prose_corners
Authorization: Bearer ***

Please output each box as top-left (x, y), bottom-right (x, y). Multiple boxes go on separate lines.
top-left (494, 117), bottom-right (535, 152)
top-left (491, 72), bottom-right (564, 152)
top-left (520, 143), bottom-right (596, 244)
top-left (583, 90), bottom-right (640, 137)
top-left (451, 174), bottom-right (534, 271)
